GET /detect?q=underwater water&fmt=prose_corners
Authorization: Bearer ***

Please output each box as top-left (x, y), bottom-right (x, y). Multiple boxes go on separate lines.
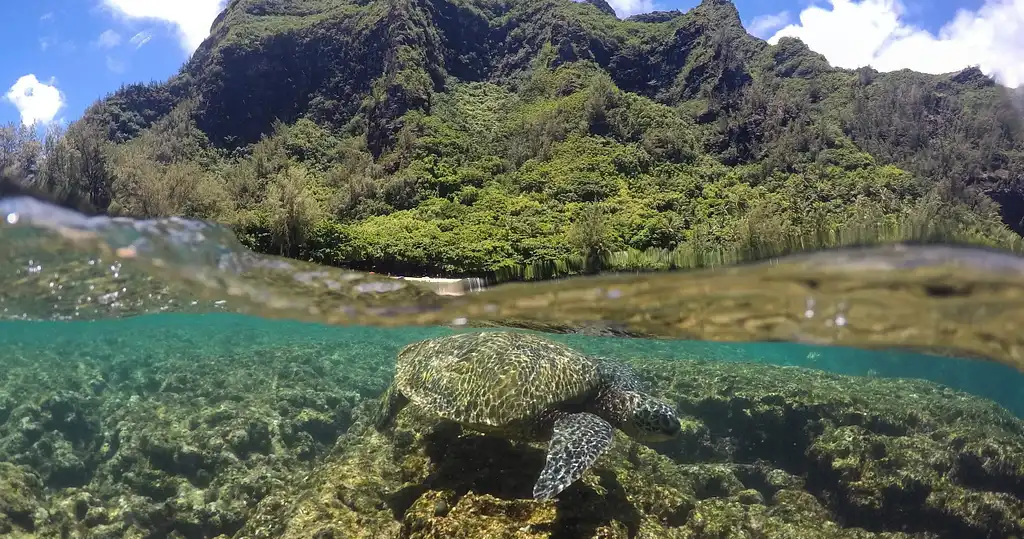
top-left (1, 196), bottom-right (1024, 539)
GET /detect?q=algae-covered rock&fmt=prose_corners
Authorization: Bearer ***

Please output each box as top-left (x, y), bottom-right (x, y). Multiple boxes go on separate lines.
top-left (1, 322), bottom-right (1023, 539)
top-left (0, 325), bottom-right (386, 538)
top-left (0, 462), bottom-right (42, 536)
top-left (636, 359), bottom-right (1024, 538)
top-left (239, 358), bottom-right (1024, 539)
top-left (243, 412), bottom-right (940, 538)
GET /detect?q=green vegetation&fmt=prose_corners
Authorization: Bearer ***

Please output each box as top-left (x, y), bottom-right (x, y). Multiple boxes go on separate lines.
top-left (2, 0), bottom-right (1023, 281)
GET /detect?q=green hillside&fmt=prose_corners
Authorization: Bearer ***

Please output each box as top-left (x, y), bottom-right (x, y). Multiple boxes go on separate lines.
top-left (4, 0), bottom-right (1023, 278)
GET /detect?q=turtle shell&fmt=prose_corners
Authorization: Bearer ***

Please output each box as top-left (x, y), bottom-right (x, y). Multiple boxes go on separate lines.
top-left (394, 331), bottom-right (602, 427)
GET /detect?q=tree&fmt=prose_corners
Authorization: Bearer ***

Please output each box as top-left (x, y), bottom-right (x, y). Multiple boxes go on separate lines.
top-left (260, 165), bottom-right (328, 258)
top-left (566, 203), bottom-right (614, 273)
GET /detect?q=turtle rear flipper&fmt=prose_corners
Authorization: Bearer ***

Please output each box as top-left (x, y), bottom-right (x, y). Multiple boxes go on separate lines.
top-left (371, 382), bottom-right (409, 431)
top-left (532, 412), bottom-right (614, 500)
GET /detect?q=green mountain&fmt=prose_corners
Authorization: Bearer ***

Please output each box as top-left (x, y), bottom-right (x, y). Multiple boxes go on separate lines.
top-left (15, 0), bottom-right (1024, 277)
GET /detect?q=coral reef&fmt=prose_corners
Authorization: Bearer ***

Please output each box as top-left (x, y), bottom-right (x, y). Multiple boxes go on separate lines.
top-left (0, 320), bottom-right (1022, 538)
top-left (238, 357), bottom-right (1024, 539)
top-left (0, 317), bottom-right (389, 538)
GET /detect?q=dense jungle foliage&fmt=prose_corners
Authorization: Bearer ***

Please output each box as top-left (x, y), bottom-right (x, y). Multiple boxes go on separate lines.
top-left (2, 0), bottom-right (1023, 280)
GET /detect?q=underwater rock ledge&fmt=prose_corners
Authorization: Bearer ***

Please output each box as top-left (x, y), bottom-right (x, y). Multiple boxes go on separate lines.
top-left (0, 336), bottom-right (1022, 539)
top-left (243, 359), bottom-right (1024, 539)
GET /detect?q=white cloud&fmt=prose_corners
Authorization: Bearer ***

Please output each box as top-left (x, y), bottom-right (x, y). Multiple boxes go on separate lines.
top-left (96, 29), bottom-right (122, 49)
top-left (605, 0), bottom-right (654, 18)
top-left (129, 30), bottom-right (153, 49)
top-left (101, 0), bottom-right (227, 54)
top-left (4, 75), bottom-right (65, 127)
top-left (748, 11), bottom-right (792, 38)
top-left (768, 0), bottom-right (1024, 87)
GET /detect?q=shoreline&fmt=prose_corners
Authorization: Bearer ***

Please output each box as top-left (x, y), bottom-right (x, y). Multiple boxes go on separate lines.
top-left (383, 274), bottom-right (488, 296)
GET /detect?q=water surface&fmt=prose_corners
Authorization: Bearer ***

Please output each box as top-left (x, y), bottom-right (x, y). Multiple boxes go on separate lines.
top-left (4, 195), bottom-right (1024, 370)
top-left (2, 196), bottom-right (1024, 538)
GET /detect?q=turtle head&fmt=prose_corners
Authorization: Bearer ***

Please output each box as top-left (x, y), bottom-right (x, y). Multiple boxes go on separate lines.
top-left (617, 392), bottom-right (681, 442)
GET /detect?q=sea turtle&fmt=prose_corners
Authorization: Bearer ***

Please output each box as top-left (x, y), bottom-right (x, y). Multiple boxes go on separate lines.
top-left (371, 330), bottom-right (682, 500)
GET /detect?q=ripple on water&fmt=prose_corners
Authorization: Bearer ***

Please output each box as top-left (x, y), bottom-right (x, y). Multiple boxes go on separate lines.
top-left (3, 195), bottom-right (1024, 371)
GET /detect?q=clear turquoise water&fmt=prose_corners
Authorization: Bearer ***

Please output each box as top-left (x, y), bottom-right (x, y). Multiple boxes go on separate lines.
top-left (1, 194), bottom-right (1023, 419)
top-left (5, 312), bottom-right (1020, 418)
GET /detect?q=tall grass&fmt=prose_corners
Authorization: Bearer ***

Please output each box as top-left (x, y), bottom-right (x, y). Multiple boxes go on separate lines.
top-left (490, 213), bottom-right (1024, 283)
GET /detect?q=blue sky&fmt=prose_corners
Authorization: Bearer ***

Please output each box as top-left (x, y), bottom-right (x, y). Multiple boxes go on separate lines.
top-left (2, 0), bottom-right (1021, 129)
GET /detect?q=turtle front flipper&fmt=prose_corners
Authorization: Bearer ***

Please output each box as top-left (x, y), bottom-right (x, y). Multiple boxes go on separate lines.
top-left (370, 382), bottom-right (409, 431)
top-left (533, 412), bottom-right (614, 500)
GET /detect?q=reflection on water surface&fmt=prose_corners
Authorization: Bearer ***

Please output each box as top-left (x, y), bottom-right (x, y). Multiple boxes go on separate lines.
top-left (2, 195), bottom-right (1024, 538)
top-left (3, 195), bottom-right (1024, 371)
